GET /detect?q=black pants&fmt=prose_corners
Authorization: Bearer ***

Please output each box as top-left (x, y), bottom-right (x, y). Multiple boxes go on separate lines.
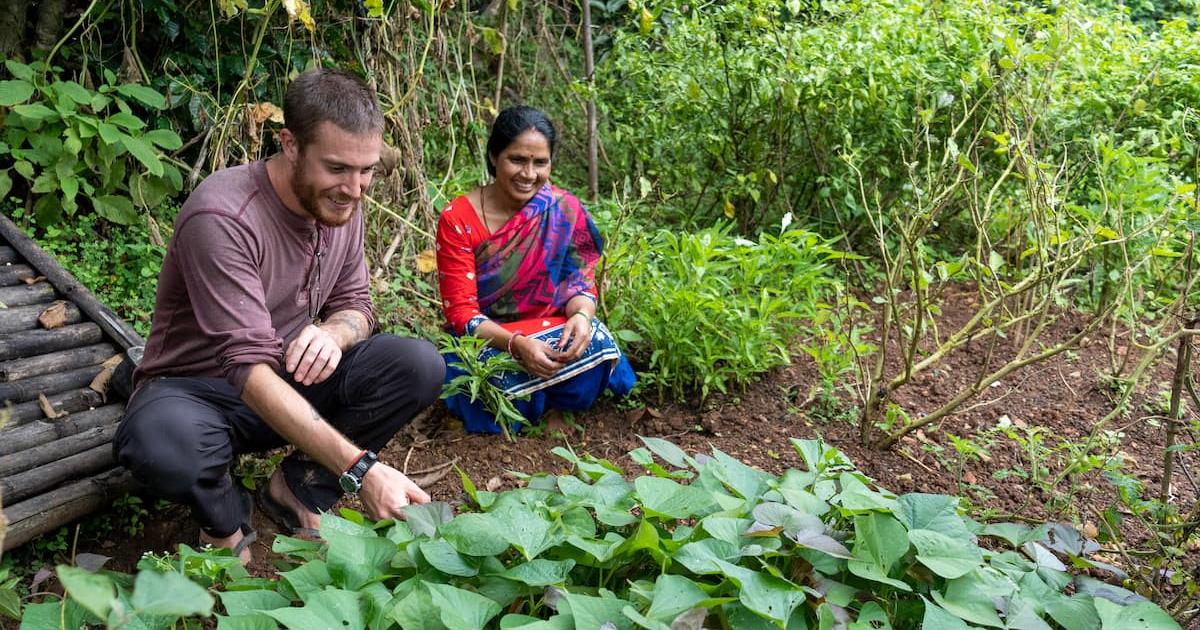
top-left (113, 334), bottom-right (444, 537)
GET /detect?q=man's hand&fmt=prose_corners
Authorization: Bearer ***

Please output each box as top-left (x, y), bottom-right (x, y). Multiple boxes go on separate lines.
top-left (286, 324), bottom-right (342, 386)
top-left (358, 463), bottom-right (431, 520)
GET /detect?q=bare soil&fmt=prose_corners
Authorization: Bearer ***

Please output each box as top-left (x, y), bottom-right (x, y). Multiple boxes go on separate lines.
top-left (14, 291), bottom-right (1200, 612)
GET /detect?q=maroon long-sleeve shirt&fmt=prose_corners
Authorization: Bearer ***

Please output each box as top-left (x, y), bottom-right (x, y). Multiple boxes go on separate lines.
top-left (134, 160), bottom-right (376, 394)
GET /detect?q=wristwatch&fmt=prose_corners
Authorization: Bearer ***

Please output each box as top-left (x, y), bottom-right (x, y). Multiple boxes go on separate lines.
top-left (338, 450), bottom-right (378, 494)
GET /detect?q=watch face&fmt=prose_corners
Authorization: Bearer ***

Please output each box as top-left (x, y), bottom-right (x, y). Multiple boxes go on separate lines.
top-left (339, 472), bottom-right (360, 493)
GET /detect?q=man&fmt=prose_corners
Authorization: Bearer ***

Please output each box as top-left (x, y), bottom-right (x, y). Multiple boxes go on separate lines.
top-left (114, 68), bottom-right (443, 564)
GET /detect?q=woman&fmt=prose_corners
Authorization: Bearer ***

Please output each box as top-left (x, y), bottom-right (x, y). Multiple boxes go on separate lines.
top-left (436, 106), bottom-right (635, 433)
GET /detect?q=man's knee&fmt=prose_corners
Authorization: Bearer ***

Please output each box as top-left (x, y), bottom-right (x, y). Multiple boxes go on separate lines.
top-left (406, 337), bottom-right (446, 407)
top-left (114, 415), bottom-right (203, 498)
top-left (359, 334), bottom-right (446, 405)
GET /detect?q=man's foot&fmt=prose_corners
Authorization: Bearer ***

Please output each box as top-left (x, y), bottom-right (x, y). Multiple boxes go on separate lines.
top-left (258, 470), bottom-right (322, 539)
top-left (199, 525), bottom-right (256, 565)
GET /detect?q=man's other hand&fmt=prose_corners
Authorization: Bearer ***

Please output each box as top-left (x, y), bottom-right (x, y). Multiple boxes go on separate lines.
top-left (358, 464), bottom-right (432, 520)
top-left (286, 324), bottom-right (342, 385)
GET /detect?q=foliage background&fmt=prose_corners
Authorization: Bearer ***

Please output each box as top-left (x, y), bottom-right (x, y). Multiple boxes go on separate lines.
top-left (2, 0), bottom-right (1200, 625)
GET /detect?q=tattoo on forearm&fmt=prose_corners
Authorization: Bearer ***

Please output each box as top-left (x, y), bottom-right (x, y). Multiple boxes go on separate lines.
top-left (326, 312), bottom-right (368, 344)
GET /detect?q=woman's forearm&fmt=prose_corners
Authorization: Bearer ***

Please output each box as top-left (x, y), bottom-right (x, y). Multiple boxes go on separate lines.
top-left (473, 319), bottom-right (517, 351)
top-left (565, 294), bottom-right (596, 319)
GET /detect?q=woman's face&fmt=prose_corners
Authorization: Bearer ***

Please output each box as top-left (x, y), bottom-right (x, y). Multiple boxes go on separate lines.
top-left (491, 129), bottom-right (552, 206)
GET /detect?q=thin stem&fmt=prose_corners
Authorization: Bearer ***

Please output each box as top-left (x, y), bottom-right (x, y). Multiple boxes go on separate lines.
top-left (43, 0), bottom-right (101, 71)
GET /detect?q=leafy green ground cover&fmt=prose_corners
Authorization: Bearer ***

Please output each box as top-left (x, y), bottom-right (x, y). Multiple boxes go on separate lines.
top-left (18, 439), bottom-right (1179, 629)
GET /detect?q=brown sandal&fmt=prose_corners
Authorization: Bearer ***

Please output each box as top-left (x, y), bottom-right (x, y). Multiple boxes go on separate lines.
top-left (257, 484), bottom-right (322, 540)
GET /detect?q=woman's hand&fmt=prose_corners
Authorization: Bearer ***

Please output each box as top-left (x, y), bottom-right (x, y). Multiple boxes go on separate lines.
top-left (557, 313), bottom-right (592, 362)
top-left (513, 335), bottom-right (564, 379)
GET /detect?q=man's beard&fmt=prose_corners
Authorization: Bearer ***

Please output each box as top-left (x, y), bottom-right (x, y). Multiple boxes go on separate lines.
top-left (291, 161), bottom-right (356, 227)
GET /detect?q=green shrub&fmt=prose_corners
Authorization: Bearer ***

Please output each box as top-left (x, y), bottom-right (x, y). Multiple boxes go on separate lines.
top-left (29, 438), bottom-right (1182, 628)
top-left (604, 220), bottom-right (845, 401)
top-left (0, 60), bottom-right (183, 225)
top-left (19, 208), bottom-right (169, 336)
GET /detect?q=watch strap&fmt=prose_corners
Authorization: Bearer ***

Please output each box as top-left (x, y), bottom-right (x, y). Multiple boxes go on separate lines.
top-left (342, 450), bottom-right (378, 492)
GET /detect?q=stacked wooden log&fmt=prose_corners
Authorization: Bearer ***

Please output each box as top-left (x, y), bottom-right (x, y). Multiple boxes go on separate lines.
top-left (0, 215), bottom-right (143, 552)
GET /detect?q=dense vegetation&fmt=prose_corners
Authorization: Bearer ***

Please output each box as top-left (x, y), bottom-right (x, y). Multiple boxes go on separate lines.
top-left (2, 0), bottom-right (1199, 627)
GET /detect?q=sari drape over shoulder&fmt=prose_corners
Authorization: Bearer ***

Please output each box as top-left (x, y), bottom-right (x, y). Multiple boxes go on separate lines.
top-left (475, 184), bottom-right (602, 326)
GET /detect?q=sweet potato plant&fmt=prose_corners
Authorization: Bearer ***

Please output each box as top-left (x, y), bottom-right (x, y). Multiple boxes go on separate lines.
top-left (26, 438), bottom-right (1179, 629)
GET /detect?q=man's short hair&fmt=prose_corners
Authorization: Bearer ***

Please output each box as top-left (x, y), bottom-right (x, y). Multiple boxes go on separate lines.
top-left (283, 68), bottom-right (384, 149)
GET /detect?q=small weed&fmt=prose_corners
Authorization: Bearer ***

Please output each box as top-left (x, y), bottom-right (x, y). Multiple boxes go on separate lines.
top-left (234, 451), bottom-right (285, 491)
top-left (439, 334), bottom-right (529, 441)
top-left (806, 389), bottom-right (859, 425)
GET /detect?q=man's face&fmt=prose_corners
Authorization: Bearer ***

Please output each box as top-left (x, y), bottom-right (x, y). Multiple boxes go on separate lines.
top-left (287, 121), bottom-right (382, 227)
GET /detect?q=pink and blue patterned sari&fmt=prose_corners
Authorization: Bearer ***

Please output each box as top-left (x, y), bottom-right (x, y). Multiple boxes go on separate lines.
top-left (473, 184), bottom-right (602, 325)
top-left (447, 184), bottom-right (635, 433)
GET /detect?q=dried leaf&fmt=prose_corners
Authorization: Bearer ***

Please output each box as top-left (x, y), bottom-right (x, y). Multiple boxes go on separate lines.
top-left (415, 249), bottom-right (437, 273)
top-left (89, 354), bottom-right (125, 399)
top-left (485, 476), bottom-right (502, 492)
top-left (38, 393), bottom-right (66, 419)
top-left (646, 407), bottom-right (664, 419)
top-left (671, 608), bottom-right (708, 630)
top-left (119, 46), bottom-right (143, 84)
top-left (38, 301), bottom-right (69, 329)
top-left (624, 407), bottom-right (647, 423)
top-left (30, 568), bottom-right (55, 593)
top-left (74, 553), bottom-right (112, 572)
top-left (371, 276), bottom-right (389, 293)
top-left (411, 465), bottom-right (454, 487)
top-left (21, 274), bottom-right (46, 285)
top-left (249, 101), bottom-right (284, 125)
top-left (147, 215), bottom-right (166, 248)
top-left (282, 0), bottom-right (316, 32)
top-left (378, 144), bottom-right (402, 176)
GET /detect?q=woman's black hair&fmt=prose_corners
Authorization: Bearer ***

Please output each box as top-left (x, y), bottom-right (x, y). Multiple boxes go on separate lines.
top-left (486, 105), bottom-right (557, 176)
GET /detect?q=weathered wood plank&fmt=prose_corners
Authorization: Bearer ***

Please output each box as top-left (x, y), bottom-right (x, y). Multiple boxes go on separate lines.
top-left (6, 387), bottom-right (104, 426)
top-left (0, 322), bottom-right (103, 361)
top-left (0, 264), bottom-right (36, 287)
top-left (0, 215), bottom-right (143, 349)
top-left (0, 404), bottom-right (123, 456)
top-left (0, 365), bottom-right (103, 405)
top-left (0, 301), bottom-right (82, 333)
top-left (2, 468), bottom-right (133, 551)
top-left (0, 342), bottom-right (116, 382)
top-left (0, 443), bottom-right (113, 504)
top-left (0, 282), bottom-right (56, 308)
top-left (0, 423), bottom-right (117, 478)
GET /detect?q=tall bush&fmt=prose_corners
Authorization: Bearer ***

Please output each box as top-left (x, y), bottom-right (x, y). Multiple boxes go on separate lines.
top-left (603, 218), bottom-right (845, 400)
top-left (0, 60), bottom-right (182, 225)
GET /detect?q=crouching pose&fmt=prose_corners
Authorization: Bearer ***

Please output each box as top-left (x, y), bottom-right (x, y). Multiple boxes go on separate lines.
top-left (115, 68), bottom-right (444, 564)
top-left (436, 106), bottom-right (635, 434)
